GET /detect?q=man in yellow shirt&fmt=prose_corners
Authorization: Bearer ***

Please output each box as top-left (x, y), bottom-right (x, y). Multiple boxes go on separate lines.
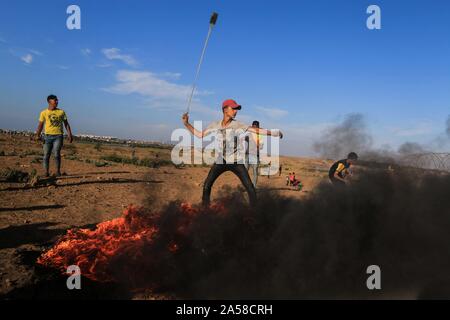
top-left (35, 95), bottom-right (73, 177)
top-left (328, 152), bottom-right (358, 187)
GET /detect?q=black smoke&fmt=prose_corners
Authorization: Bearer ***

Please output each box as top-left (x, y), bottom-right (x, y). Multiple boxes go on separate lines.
top-left (398, 142), bottom-right (425, 155)
top-left (313, 113), bottom-right (441, 165)
top-left (313, 114), bottom-right (373, 160)
top-left (120, 169), bottom-right (450, 299)
top-left (16, 167), bottom-right (450, 299)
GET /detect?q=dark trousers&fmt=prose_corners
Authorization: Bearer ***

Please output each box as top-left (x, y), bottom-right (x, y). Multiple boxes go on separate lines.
top-left (202, 163), bottom-right (257, 206)
top-left (329, 176), bottom-right (346, 187)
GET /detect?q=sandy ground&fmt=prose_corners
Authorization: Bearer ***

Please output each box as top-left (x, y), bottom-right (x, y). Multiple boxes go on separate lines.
top-left (0, 133), bottom-right (332, 297)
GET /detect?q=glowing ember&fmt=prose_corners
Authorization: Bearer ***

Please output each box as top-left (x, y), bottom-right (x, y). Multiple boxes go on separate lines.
top-left (37, 202), bottom-right (228, 284)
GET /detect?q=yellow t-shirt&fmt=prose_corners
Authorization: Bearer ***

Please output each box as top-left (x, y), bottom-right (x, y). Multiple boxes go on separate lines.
top-left (39, 109), bottom-right (67, 135)
top-left (335, 163), bottom-right (349, 177)
top-left (335, 163), bottom-right (346, 174)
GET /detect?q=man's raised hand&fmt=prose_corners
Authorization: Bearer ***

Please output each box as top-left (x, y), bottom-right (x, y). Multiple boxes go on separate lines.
top-left (182, 112), bottom-right (189, 125)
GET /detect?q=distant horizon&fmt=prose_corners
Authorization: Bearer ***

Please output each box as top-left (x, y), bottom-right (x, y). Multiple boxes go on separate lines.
top-left (0, 126), bottom-right (174, 145)
top-left (2, 126), bottom-right (449, 165)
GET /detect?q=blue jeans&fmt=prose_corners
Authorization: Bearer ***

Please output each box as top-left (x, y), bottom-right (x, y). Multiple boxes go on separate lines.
top-left (43, 134), bottom-right (63, 175)
top-left (247, 154), bottom-right (259, 187)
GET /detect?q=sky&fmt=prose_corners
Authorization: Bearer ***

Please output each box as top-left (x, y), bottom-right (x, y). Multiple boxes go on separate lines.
top-left (0, 0), bottom-right (449, 156)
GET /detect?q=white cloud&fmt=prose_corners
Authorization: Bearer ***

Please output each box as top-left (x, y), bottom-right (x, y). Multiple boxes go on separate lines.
top-left (10, 48), bottom-right (42, 64)
top-left (57, 65), bottom-right (70, 70)
top-left (104, 70), bottom-right (211, 102)
top-left (81, 48), bottom-right (91, 56)
top-left (96, 63), bottom-right (112, 68)
top-left (159, 72), bottom-right (182, 80)
top-left (21, 54), bottom-right (33, 64)
top-left (101, 48), bottom-right (137, 66)
top-left (103, 69), bottom-right (217, 120)
top-left (29, 49), bottom-right (43, 56)
top-left (255, 106), bottom-right (289, 119)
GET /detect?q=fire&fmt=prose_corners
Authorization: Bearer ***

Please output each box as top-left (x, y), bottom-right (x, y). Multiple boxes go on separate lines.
top-left (37, 202), bottom-right (229, 284)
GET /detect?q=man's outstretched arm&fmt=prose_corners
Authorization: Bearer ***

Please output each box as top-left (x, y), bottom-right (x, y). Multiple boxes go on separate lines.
top-left (248, 127), bottom-right (283, 139)
top-left (182, 113), bottom-right (207, 138)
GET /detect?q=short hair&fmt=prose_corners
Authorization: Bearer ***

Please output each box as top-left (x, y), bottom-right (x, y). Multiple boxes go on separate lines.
top-left (252, 120), bottom-right (260, 127)
top-left (347, 152), bottom-right (358, 160)
top-left (47, 94), bottom-right (58, 102)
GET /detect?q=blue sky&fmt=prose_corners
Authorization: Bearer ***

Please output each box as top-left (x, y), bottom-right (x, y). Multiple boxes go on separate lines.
top-left (0, 0), bottom-right (449, 156)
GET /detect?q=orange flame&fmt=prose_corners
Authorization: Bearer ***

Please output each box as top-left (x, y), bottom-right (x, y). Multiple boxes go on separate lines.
top-left (37, 202), bottom-right (229, 284)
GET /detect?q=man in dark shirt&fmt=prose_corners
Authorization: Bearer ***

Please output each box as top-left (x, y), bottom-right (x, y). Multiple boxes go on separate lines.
top-left (328, 152), bottom-right (358, 186)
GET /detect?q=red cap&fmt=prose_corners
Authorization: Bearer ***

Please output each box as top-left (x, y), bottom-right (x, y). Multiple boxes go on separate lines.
top-left (222, 99), bottom-right (241, 110)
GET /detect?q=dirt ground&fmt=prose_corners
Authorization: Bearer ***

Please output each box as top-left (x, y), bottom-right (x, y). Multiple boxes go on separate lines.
top-left (0, 133), bottom-right (332, 298)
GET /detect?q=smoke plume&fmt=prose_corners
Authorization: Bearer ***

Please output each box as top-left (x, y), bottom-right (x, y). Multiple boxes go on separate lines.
top-left (312, 114), bottom-right (448, 167)
top-left (313, 114), bottom-right (373, 159)
top-left (398, 142), bottom-right (425, 155)
top-left (35, 169), bottom-right (450, 299)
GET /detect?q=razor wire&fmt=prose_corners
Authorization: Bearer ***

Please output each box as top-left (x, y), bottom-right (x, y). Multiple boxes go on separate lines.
top-left (400, 153), bottom-right (450, 172)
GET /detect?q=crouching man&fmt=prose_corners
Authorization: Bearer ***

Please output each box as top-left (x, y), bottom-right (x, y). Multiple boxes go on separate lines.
top-left (328, 152), bottom-right (358, 187)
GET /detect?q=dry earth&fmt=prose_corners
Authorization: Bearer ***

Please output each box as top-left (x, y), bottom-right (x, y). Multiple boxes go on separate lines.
top-left (0, 133), bottom-right (332, 297)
